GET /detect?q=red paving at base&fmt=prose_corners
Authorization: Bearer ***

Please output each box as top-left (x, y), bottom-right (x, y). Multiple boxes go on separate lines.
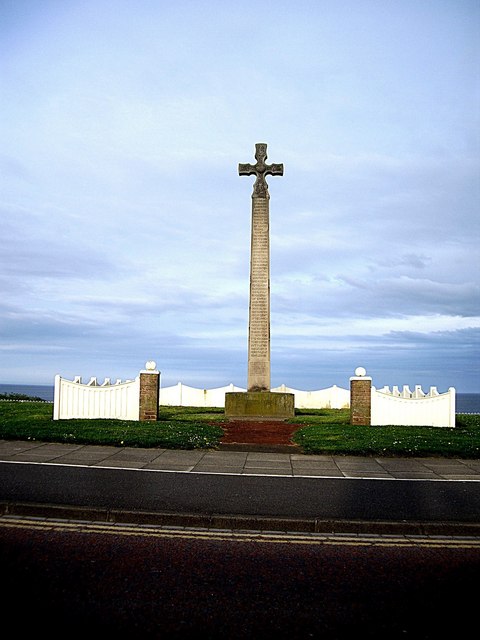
top-left (218, 420), bottom-right (302, 445)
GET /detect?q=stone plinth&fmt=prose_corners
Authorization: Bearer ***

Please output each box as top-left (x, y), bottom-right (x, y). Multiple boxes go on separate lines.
top-left (139, 370), bottom-right (160, 421)
top-left (225, 391), bottom-right (295, 421)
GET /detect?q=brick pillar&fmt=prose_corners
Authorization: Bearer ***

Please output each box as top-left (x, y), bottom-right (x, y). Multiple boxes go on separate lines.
top-left (139, 362), bottom-right (160, 421)
top-left (350, 368), bottom-right (372, 426)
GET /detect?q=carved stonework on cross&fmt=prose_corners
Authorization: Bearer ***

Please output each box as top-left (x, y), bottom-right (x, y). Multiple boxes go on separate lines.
top-left (238, 143), bottom-right (284, 198)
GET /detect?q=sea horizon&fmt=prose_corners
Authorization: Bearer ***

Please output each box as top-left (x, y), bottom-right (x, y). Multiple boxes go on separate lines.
top-left (1, 383), bottom-right (479, 413)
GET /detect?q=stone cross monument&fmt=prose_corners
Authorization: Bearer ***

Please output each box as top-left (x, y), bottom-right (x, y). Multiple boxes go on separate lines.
top-left (239, 142), bottom-right (283, 392)
top-left (225, 143), bottom-right (294, 420)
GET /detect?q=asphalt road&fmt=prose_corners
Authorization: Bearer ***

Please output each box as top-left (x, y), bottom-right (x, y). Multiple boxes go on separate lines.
top-left (1, 462), bottom-right (480, 534)
top-left (1, 516), bottom-right (479, 639)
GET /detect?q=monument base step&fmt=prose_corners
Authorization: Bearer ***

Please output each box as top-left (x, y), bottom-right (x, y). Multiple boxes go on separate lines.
top-left (219, 418), bottom-right (301, 448)
top-left (225, 391), bottom-right (295, 420)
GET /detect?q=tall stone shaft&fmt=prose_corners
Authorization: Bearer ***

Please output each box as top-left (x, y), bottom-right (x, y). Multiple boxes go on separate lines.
top-left (239, 143), bottom-right (283, 392)
top-left (248, 195), bottom-right (271, 391)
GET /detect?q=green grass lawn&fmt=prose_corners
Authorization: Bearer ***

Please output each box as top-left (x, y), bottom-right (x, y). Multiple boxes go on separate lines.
top-left (0, 400), bottom-right (479, 457)
top-left (290, 409), bottom-right (480, 457)
top-left (0, 402), bottom-right (224, 450)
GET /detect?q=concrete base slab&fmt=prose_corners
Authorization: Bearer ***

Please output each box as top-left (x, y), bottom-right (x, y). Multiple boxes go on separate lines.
top-left (225, 391), bottom-right (295, 420)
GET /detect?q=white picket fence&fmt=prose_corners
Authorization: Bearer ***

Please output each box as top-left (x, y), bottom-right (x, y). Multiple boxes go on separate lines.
top-left (53, 375), bottom-right (140, 420)
top-left (371, 385), bottom-right (456, 427)
top-left (53, 371), bottom-right (455, 427)
top-left (159, 383), bottom-right (350, 409)
top-left (53, 377), bottom-right (350, 419)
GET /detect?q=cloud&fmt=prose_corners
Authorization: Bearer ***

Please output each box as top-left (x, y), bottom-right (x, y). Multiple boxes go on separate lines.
top-left (0, 0), bottom-right (478, 392)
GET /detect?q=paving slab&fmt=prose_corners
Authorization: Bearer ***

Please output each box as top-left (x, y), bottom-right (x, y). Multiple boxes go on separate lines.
top-left (154, 450), bottom-right (206, 462)
top-left (291, 460), bottom-right (340, 469)
top-left (244, 460), bottom-right (292, 470)
top-left (52, 450), bottom-right (119, 463)
top-left (437, 474), bottom-right (480, 481)
top-left (0, 442), bottom-right (81, 458)
top-left (340, 471), bottom-right (394, 479)
top-left (192, 465), bottom-right (246, 475)
top-left (292, 468), bottom-right (345, 477)
top-left (246, 452), bottom-right (292, 461)
top-left (92, 460), bottom-right (153, 469)
top-left (335, 460), bottom-right (386, 468)
top-left (423, 465), bottom-right (473, 475)
top-left (142, 462), bottom-right (196, 471)
top-left (202, 451), bottom-right (248, 459)
top-left (4, 452), bottom-right (62, 462)
top-left (200, 452), bottom-right (248, 466)
top-left (49, 458), bottom-right (105, 466)
top-left (0, 440), bottom-right (43, 453)
top-left (419, 458), bottom-right (472, 467)
top-left (104, 449), bottom-right (163, 463)
top-left (376, 459), bottom-right (433, 470)
top-left (242, 467), bottom-right (293, 476)
top-left (462, 460), bottom-right (480, 471)
top-left (193, 461), bottom-right (246, 471)
top-left (290, 454), bottom-right (336, 462)
top-left (389, 472), bottom-right (440, 479)
top-left (27, 443), bottom-right (84, 454)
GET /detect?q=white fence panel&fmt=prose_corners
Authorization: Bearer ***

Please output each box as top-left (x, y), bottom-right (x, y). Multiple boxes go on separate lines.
top-left (271, 385), bottom-right (349, 409)
top-left (159, 383), bottom-right (349, 409)
top-left (371, 386), bottom-right (455, 427)
top-left (160, 383), bottom-right (246, 407)
top-left (53, 375), bottom-right (140, 420)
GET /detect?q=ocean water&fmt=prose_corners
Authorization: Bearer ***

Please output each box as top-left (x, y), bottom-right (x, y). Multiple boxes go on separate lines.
top-left (0, 384), bottom-right (479, 413)
top-left (455, 393), bottom-right (480, 414)
top-left (0, 384), bottom-right (54, 402)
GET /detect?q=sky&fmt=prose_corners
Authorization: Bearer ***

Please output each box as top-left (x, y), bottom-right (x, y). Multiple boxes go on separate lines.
top-left (1, 0), bottom-right (479, 393)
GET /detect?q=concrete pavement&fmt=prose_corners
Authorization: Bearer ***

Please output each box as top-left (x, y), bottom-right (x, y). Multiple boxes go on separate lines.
top-left (1, 438), bottom-right (480, 479)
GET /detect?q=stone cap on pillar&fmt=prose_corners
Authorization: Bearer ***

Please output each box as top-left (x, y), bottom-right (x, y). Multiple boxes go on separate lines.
top-left (349, 366), bottom-right (372, 381)
top-left (140, 360), bottom-right (160, 374)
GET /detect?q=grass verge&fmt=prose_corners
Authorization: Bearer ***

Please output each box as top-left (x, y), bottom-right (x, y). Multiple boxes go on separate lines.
top-left (0, 402), bottom-right (224, 450)
top-left (0, 401), bottom-right (479, 457)
top-left (290, 409), bottom-right (480, 457)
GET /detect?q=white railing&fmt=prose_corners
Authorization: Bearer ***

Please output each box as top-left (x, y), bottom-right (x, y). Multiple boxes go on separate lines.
top-left (53, 375), bottom-right (140, 420)
top-left (371, 385), bottom-right (456, 427)
top-left (159, 383), bottom-right (350, 409)
top-left (159, 383), bottom-right (245, 408)
top-left (272, 384), bottom-right (349, 409)
top-left (53, 376), bottom-right (350, 417)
